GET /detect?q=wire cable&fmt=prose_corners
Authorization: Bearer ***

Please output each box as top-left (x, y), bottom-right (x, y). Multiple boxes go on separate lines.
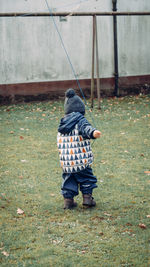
top-left (44, 0), bottom-right (97, 128)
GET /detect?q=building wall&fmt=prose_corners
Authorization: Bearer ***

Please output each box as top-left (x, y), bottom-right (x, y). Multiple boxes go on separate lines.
top-left (0, 0), bottom-right (150, 97)
top-left (118, 0), bottom-right (150, 77)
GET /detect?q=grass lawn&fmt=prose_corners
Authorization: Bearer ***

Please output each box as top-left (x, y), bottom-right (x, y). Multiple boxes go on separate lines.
top-left (0, 94), bottom-right (150, 267)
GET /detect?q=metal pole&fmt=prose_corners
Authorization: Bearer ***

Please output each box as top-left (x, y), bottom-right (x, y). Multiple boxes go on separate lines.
top-left (0, 12), bottom-right (150, 17)
top-left (95, 16), bottom-right (101, 109)
top-left (112, 0), bottom-right (119, 96)
top-left (91, 15), bottom-right (96, 108)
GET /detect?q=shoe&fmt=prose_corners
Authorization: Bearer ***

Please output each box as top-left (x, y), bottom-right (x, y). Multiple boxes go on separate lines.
top-left (82, 194), bottom-right (96, 207)
top-left (64, 198), bottom-right (77, 209)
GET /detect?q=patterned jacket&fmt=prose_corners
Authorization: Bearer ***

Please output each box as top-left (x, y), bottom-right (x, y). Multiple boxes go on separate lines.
top-left (57, 112), bottom-right (96, 173)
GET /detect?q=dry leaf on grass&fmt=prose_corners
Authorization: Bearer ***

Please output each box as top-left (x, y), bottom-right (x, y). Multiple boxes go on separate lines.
top-left (104, 212), bottom-right (112, 217)
top-left (21, 159), bottom-right (27, 163)
top-left (17, 208), bottom-right (24, 215)
top-left (138, 223), bottom-right (147, 229)
top-left (2, 251), bottom-right (9, 257)
top-left (126, 223), bottom-right (133, 226)
top-left (144, 171), bottom-right (150, 175)
top-left (99, 232), bottom-right (104, 236)
top-left (146, 215), bottom-right (150, 218)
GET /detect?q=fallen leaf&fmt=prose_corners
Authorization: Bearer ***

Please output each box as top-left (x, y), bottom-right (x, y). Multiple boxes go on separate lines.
top-left (42, 114), bottom-right (46, 117)
top-left (122, 228), bottom-right (133, 233)
top-left (2, 251), bottom-right (9, 257)
top-left (21, 160), bottom-right (27, 163)
top-left (17, 208), bottom-right (24, 215)
top-left (138, 223), bottom-right (146, 229)
top-left (104, 212), bottom-right (112, 217)
top-left (146, 215), bottom-right (150, 218)
top-left (91, 216), bottom-right (105, 222)
top-left (20, 136), bottom-right (24, 139)
top-left (9, 131), bottom-right (14, 134)
top-left (144, 171), bottom-right (150, 175)
top-left (99, 232), bottom-right (104, 236)
top-left (126, 223), bottom-right (133, 226)
top-left (101, 160), bottom-right (107, 164)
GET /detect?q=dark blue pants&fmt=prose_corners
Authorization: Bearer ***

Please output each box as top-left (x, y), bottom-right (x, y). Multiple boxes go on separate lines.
top-left (61, 166), bottom-right (97, 199)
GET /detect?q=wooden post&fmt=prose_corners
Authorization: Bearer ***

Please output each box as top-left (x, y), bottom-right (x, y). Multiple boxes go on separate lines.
top-left (95, 15), bottom-right (101, 109)
top-left (91, 15), bottom-right (96, 108)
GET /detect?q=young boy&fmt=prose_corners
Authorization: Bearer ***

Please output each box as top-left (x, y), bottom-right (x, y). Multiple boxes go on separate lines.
top-left (57, 88), bottom-right (101, 209)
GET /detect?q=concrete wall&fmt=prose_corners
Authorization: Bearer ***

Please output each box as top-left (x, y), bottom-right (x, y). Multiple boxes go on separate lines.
top-left (0, 0), bottom-right (150, 93)
top-left (0, 0), bottom-right (112, 12)
top-left (118, 0), bottom-right (150, 77)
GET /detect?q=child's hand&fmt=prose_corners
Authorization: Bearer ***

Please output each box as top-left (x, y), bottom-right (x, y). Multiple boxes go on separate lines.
top-left (93, 130), bottom-right (101, 138)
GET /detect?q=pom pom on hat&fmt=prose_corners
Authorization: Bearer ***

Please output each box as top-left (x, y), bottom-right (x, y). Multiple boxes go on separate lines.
top-left (65, 88), bottom-right (75, 98)
top-left (64, 88), bottom-right (85, 115)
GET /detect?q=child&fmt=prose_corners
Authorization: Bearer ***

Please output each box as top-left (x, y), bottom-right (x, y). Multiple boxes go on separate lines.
top-left (57, 88), bottom-right (101, 209)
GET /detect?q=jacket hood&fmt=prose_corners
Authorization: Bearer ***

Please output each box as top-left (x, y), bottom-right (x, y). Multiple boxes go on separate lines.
top-left (58, 112), bottom-right (84, 134)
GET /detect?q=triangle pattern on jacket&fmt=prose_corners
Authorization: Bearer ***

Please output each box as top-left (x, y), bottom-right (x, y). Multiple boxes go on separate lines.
top-left (57, 124), bottom-right (93, 173)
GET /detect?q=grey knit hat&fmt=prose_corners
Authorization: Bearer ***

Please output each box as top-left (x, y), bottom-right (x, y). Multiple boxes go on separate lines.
top-left (64, 88), bottom-right (85, 115)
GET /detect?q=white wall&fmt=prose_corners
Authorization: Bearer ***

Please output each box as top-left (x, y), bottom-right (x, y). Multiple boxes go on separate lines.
top-left (0, 0), bottom-right (112, 12)
top-left (0, 0), bottom-right (150, 85)
top-left (118, 0), bottom-right (150, 77)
